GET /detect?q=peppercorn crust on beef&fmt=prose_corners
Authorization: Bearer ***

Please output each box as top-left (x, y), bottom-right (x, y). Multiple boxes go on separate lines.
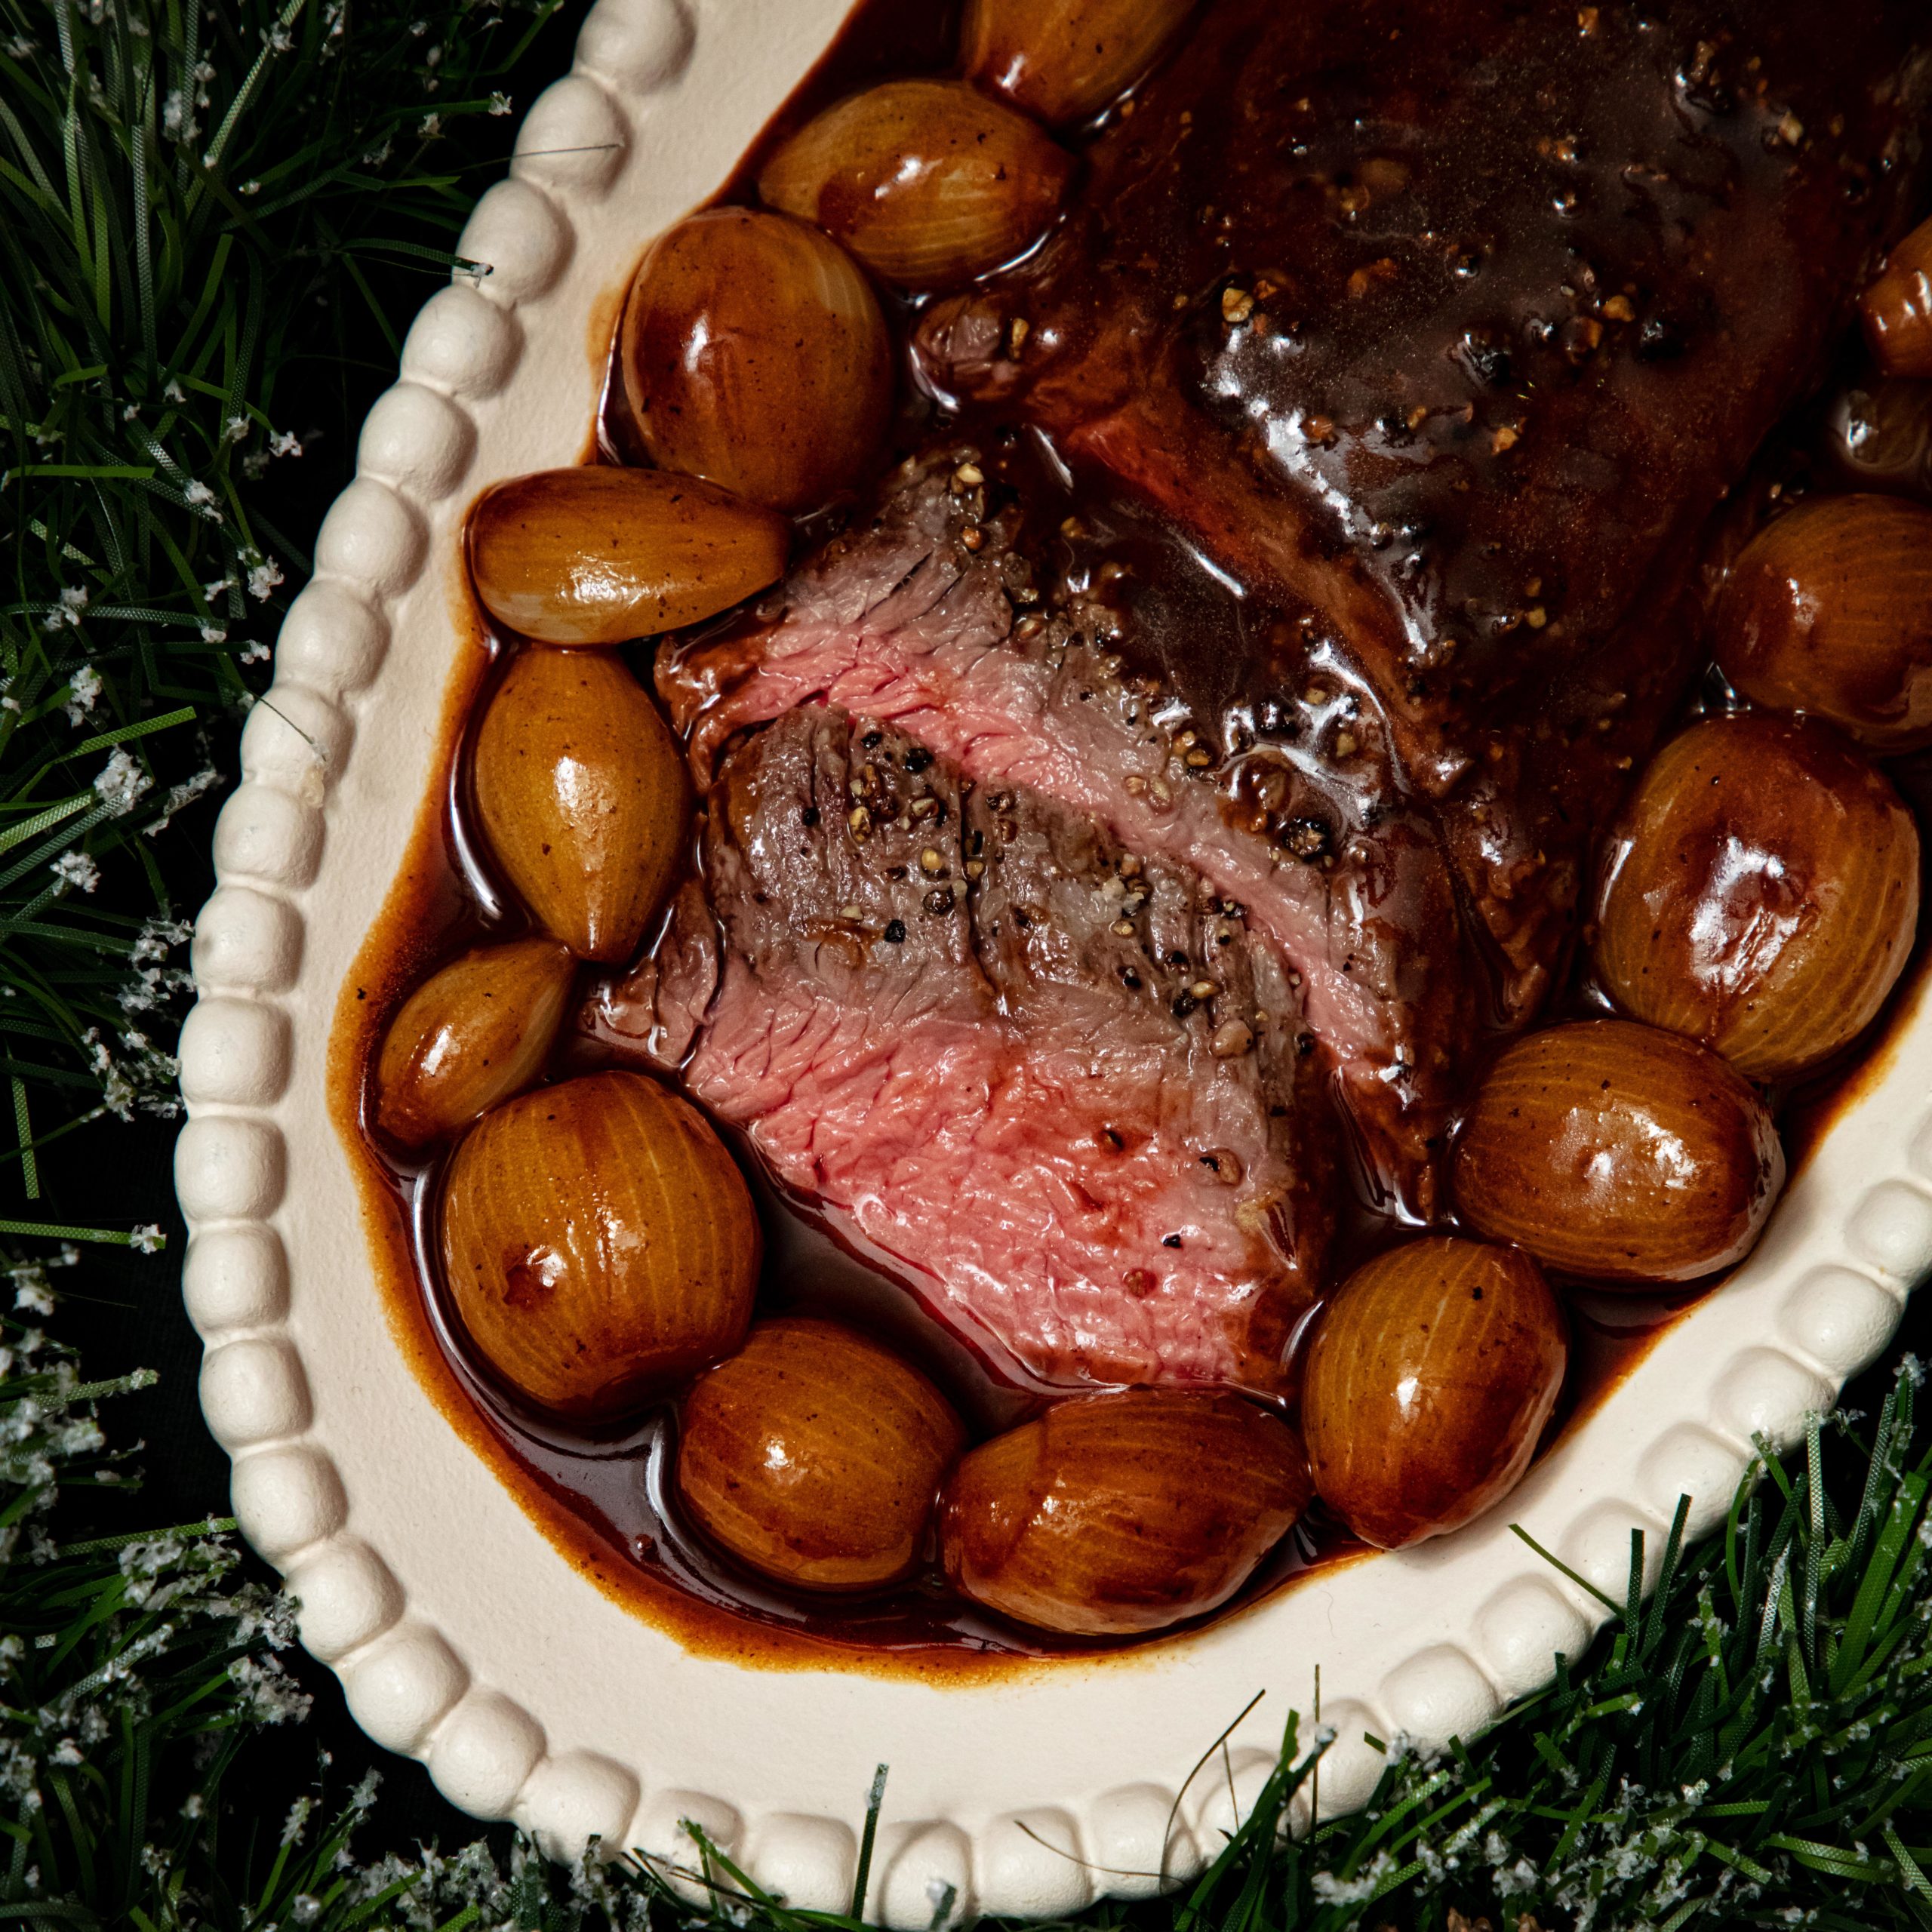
top-left (972, 0), bottom-right (1932, 1059)
top-left (602, 706), bottom-right (1331, 1394)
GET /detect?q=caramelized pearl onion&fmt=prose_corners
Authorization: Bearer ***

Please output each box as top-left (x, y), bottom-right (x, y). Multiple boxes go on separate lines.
top-left (758, 80), bottom-right (1074, 288)
top-left (939, 1390), bottom-right (1311, 1636)
top-left (469, 466), bottom-right (790, 646)
top-left (1825, 379), bottom-right (1932, 496)
top-left (675, 1318), bottom-right (966, 1591)
top-left (1595, 715), bottom-right (1919, 1080)
top-left (471, 648), bottom-right (689, 964)
top-left (1862, 216), bottom-right (1932, 380)
top-left (1453, 1020), bottom-right (1785, 1284)
top-left (441, 1071), bottom-right (759, 1421)
top-left (961, 0), bottom-right (1195, 126)
top-left (373, 936), bottom-right (575, 1149)
top-left (620, 210), bottom-right (893, 513)
top-left (1301, 1238), bottom-right (1567, 1550)
top-left (1712, 495), bottom-right (1932, 752)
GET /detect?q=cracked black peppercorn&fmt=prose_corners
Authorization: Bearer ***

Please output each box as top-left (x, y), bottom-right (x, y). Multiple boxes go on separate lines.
top-left (1281, 816), bottom-right (1332, 860)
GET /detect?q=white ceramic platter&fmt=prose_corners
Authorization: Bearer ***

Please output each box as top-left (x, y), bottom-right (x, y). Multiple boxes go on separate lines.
top-left (177, 0), bottom-right (1932, 1918)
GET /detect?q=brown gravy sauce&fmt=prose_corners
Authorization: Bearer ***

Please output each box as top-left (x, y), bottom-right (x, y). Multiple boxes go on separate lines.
top-left (329, 0), bottom-right (1932, 1678)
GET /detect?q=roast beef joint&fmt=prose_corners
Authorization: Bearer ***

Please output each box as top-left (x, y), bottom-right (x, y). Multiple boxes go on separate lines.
top-left (351, 0), bottom-right (1932, 1647)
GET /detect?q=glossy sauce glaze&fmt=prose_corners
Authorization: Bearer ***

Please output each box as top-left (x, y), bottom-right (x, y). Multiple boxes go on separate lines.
top-left (333, 0), bottom-right (1932, 1669)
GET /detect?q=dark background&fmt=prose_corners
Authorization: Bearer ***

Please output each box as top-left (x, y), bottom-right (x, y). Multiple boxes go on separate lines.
top-left (28, 0), bottom-right (1932, 1867)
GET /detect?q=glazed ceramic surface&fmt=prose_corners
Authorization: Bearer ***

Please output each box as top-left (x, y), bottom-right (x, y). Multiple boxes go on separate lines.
top-left (177, 0), bottom-right (1932, 1918)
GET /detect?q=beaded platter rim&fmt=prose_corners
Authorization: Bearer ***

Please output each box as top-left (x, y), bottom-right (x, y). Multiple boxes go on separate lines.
top-left (176, 0), bottom-right (1932, 1919)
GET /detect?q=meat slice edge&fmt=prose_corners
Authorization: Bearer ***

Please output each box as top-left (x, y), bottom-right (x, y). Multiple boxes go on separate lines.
top-left (596, 705), bottom-right (1334, 1395)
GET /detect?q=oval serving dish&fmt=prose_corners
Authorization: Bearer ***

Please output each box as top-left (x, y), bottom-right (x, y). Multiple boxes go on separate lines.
top-left (179, 0), bottom-right (1932, 1918)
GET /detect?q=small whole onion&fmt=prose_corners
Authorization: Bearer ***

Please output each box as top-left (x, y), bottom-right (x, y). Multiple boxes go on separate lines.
top-left (939, 1389), bottom-right (1310, 1636)
top-left (1301, 1238), bottom-right (1567, 1550)
top-left (1595, 714), bottom-right (1919, 1079)
top-left (441, 1071), bottom-right (758, 1421)
top-left (1862, 216), bottom-right (1932, 380)
top-left (1712, 495), bottom-right (1932, 752)
top-left (471, 648), bottom-right (689, 964)
top-left (620, 210), bottom-right (893, 512)
top-left (675, 1318), bottom-right (965, 1591)
top-left (373, 936), bottom-right (575, 1149)
top-left (1453, 1020), bottom-right (1785, 1285)
top-left (469, 466), bottom-right (790, 647)
top-left (961, 0), bottom-right (1195, 126)
top-left (1823, 379), bottom-right (1932, 497)
top-left (758, 80), bottom-right (1073, 288)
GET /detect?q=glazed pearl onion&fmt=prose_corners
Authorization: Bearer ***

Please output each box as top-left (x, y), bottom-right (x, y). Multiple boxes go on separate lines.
top-left (620, 210), bottom-right (894, 513)
top-left (758, 80), bottom-right (1074, 289)
top-left (1301, 1238), bottom-right (1567, 1550)
top-left (1712, 494), bottom-right (1932, 753)
top-left (1594, 712), bottom-right (1918, 1081)
top-left (1453, 1020), bottom-right (1785, 1285)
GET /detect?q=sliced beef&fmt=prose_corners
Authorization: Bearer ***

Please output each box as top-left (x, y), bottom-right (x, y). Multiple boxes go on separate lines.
top-left (660, 454), bottom-right (1468, 1217)
top-left (597, 706), bottom-right (1333, 1394)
